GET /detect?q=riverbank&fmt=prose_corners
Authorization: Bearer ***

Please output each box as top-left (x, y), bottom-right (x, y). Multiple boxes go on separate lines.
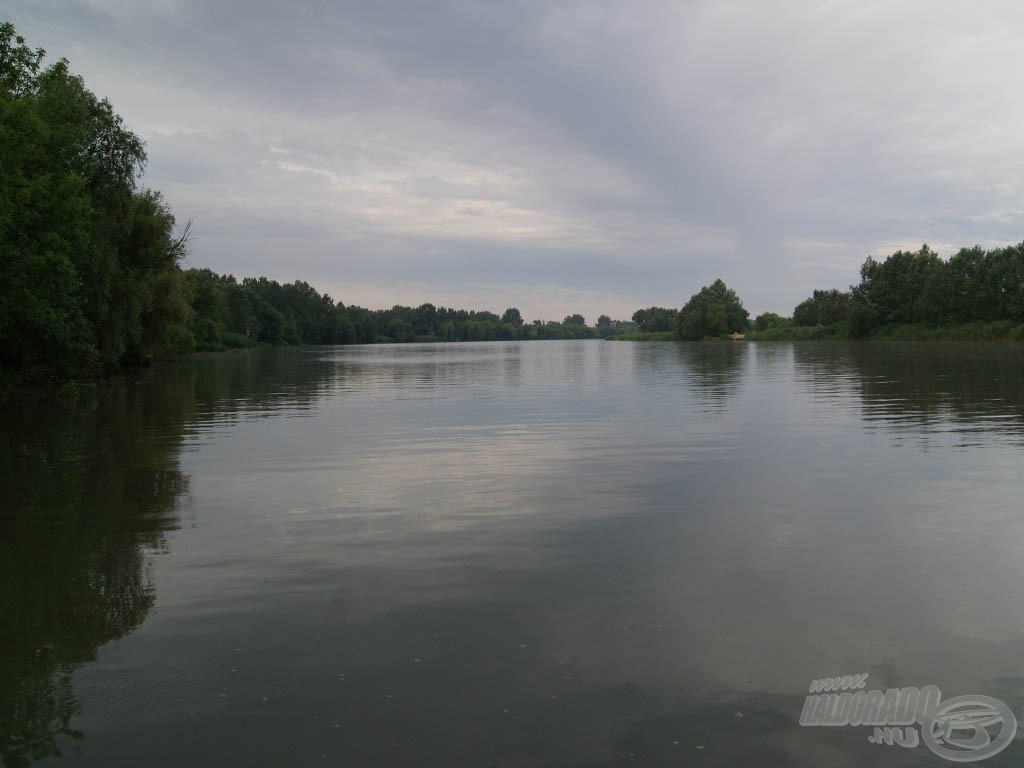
top-left (746, 321), bottom-right (1024, 342)
top-left (606, 331), bottom-right (677, 341)
top-left (607, 332), bottom-right (746, 341)
top-left (606, 321), bottom-right (1024, 342)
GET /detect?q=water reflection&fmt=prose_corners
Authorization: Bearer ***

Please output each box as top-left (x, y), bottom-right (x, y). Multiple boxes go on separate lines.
top-left (673, 341), bottom-right (749, 410)
top-left (3, 341), bottom-right (1024, 767)
top-left (0, 349), bottom-right (338, 766)
top-left (629, 340), bottom-right (749, 412)
top-left (792, 342), bottom-right (1024, 448)
top-left (1, 383), bottom-right (188, 765)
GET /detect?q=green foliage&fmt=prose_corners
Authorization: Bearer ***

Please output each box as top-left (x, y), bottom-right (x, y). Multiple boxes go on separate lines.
top-left (676, 279), bottom-right (749, 340)
top-left (180, 269), bottom-right (605, 347)
top-left (945, 243), bottom-right (1024, 323)
top-left (0, 23), bottom-right (45, 98)
top-left (1, 24), bottom-right (191, 380)
top-left (844, 242), bottom-right (1024, 338)
top-left (746, 323), bottom-right (847, 341)
top-left (859, 321), bottom-right (1016, 342)
top-left (753, 312), bottom-right (790, 332)
top-left (220, 331), bottom-right (258, 348)
top-left (607, 331), bottom-right (675, 341)
top-left (631, 306), bottom-right (678, 332)
top-left (0, 68), bottom-right (93, 376)
top-left (792, 289), bottom-right (850, 327)
top-left (756, 241), bottom-right (1024, 341)
top-left (849, 245), bottom-right (948, 332)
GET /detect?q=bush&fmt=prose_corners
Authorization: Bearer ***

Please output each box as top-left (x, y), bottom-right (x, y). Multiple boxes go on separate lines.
top-left (220, 332), bottom-right (257, 348)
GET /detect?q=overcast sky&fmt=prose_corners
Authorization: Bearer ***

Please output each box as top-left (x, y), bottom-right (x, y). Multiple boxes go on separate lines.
top-left (8, 1), bottom-right (1024, 321)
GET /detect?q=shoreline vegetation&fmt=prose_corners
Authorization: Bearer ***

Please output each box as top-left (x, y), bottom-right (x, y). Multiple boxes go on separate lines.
top-left (3, 25), bottom-right (1023, 390)
top-left (739, 243), bottom-right (1024, 344)
top-left (745, 320), bottom-right (1024, 343)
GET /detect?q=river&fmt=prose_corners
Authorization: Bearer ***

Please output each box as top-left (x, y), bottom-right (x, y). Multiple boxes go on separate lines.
top-left (3, 340), bottom-right (1024, 766)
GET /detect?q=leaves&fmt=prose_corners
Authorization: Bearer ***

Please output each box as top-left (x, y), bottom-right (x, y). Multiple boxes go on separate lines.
top-left (676, 279), bottom-right (749, 340)
top-left (1, 24), bottom-right (188, 378)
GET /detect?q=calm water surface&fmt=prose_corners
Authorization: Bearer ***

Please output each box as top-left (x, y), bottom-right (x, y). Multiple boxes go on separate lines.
top-left (3, 340), bottom-right (1024, 767)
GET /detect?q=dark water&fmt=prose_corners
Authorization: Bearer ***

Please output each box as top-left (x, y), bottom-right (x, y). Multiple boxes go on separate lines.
top-left (3, 341), bottom-right (1024, 767)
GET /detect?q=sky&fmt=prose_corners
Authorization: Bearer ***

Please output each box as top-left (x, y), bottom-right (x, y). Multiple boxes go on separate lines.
top-left (7, 0), bottom-right (1024, 322)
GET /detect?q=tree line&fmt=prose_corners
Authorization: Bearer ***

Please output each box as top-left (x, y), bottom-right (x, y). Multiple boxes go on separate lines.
top-left (186, 268), bottom-right (613, 349)
top-left (650, 242), bottom-right (1024, 343)
top-left (6, 22), bottom-right (1021, 388)
top-left (0, 24), bottom-right (631, 383)
top-left (752, 243), bottom-right (1024, 340)
top-left (623, 240), bottom-right (1024, 343)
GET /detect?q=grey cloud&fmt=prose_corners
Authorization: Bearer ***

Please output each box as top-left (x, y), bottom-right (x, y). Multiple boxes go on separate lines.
top-left (7, 0), bottom-right (1024, 319)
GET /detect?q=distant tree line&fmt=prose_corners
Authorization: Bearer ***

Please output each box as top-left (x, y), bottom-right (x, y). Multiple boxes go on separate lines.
top-left (753, 243), bottom-right (1024, 340)
top-left (630, 241), bottom-right (1024, 343)
top-left (186, 268), bottom-right (607, 348)
top-left (8, 23), bottom-right (1022, 387)
top-left (0, 24), bottom-right (630, 384)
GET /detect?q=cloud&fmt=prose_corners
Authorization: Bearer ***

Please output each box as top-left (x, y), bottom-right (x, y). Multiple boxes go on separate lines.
top-left (7, 0), bottom-right (1024, 318)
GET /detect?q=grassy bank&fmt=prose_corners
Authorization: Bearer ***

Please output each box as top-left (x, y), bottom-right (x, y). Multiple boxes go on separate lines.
top-left (869, 321), bottom-right (1024, 341)
top-left (746, 321), bottom-right (1024, 342)
top-left (193, 331), bottom-right (260, 352)
top-left (608, 332), bottom-right (752, 341)
top-left (746, 323), bottom-right (847, 341)
top-left (606, 331), bottom-right (677, 341)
